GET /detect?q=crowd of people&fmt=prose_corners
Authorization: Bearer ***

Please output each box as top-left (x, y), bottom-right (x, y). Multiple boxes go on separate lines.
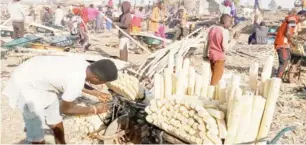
top-left (2, 0), bottom-right (306, 144)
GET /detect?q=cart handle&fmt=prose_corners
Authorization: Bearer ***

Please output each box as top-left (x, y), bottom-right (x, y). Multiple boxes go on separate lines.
top-left (268, 126), bottom-right (296, 144)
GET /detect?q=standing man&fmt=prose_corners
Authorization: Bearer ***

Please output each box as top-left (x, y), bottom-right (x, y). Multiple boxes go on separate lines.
top-left (7, 0), bottom-right (25, 39)
top-left (105, 6), bottom-right (113, 31)
top-left (2, 56), bottom-right (118, 144)
top-left (69, 8), bottom-right (90, 51)
top-left (96, 6), bottom-right (105, 32)
top-left (274, 10), bottom-right (306, 78)
top-left (204, 14), bottom-right (233, 86)
top-left (54, 5), bottom-right (64, 26)
top-left (116, 1), bottom-right (132, 61)
top-left (172, 5), bottom-right (188, 41)
top-left (42, 7), bottom-right (53, 26)
top-left (87, 4), bottom-right (99, 30)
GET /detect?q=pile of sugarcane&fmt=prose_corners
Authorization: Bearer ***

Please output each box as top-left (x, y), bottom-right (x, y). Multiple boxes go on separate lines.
top-left (145, 55), bottom-right (282, 144)
top-left (106, 72), bottom-right (145, 100)
top-left (136, 27), bottom-right (206, 80)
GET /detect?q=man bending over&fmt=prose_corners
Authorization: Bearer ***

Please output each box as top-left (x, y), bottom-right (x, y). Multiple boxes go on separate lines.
top-left (2, 56), bottom-right (118, 144)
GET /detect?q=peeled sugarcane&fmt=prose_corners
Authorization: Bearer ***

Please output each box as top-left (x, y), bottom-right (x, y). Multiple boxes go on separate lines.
top-left (106, 72), bottom-right (144, 100)
top-left (172, 74), bottom-right (178, 94)
top-left (187, 67), bottom-right (196, 95)
top-left (206, 108), bottom-right (225, 119)
top-left (261, 56), bottom-right (274, 82)
top-left (225, 88), bottom-right (244, 144)
top-left (168, 49), bottom-right (175, 73)
top-left (234, 95), bottom-right (254, 143)
top-left (160, 75), bottom-right (165, 98)
top-left (226, 75), bottom-right (241, 123)
top-left (175, 56), bottom-right (183, 77)
top-left (263, 79), bottom-right (271, 98)
top-left (207, 86), bottom-right (215, 100)
top-left (216, 80), bottom-right (226, 102)
top-left (154, 74), bottom-right (163, 99)
top-left (260, 56), bottom-right (274, 96)
top-left (249, 62), bottom-right (259, 92)
top-left (247, 95), bottom-right (266, 144)
top-left (194, 74), bottom-right (203, 96)
top-left (146, 97), bottom-right (222, 144)
top-left (256, 78), bottom-right (281, 145)
top-left (217, 119), bottom-right (228, 139)
top-left (164, 68), bottom-right (173, 98)
top-left (176, 73), bottom-right (186, 96)
top-left (207, 131), bottom-right (222, 144)
top-left (201, 61), bottom-right (211, 98)
top-left (182, 58), bottom-right (190, 77)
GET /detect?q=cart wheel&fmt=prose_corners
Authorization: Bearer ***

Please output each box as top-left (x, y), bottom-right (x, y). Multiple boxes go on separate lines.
top-left (102, 115), bottom-right (141, 144)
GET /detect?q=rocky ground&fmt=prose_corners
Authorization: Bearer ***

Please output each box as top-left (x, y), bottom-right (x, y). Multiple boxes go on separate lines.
top-left (1, 15), bottom-right (306, 144)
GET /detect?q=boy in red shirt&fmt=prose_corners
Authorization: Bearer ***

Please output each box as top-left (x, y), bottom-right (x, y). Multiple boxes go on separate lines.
top-left (205, 14), bottom-right (233, 86)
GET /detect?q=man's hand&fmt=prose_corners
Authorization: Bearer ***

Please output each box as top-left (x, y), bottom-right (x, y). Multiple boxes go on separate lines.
top-left (95, 92), bottom-right (112, 102)
top-left (94, 103), bottom-right (112, 114)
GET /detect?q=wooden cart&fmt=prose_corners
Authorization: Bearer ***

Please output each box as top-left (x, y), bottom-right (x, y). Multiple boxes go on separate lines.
top-left (89, 92), bottom-right (296, 144)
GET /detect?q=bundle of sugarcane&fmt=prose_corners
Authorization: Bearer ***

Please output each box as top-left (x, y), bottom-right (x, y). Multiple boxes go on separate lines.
top-left (146, 55), bottom-right (282, 145)
top-left (75, 115), bottom-right (105, 134)
top-left (106, 72), bottom-right (145, 100)
top-left (152, 57), bottom-right (213, 100)
top-left (137, 27), bottom-right (206, 80)
top-left (145, 97), bottom-right (226, 144)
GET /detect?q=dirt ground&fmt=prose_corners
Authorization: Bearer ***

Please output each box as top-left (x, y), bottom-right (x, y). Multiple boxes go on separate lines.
top-left (1, 15), bottom-right (306, 144)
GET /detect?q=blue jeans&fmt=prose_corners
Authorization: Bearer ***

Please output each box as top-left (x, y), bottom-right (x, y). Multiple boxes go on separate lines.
top-left (18, 96), bottom-right (62, 142)
top-left (106, 20), bottom-right (112, 30)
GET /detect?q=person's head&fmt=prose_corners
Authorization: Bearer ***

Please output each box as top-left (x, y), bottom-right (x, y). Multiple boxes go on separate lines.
top-left (121, 1), bottom-right (131, 14)
top-left (90, 4), bottom-right (94, 8)
top-left (297, 10), bottom-right (306, 22)
top-left (57, 5), bottom-right (61, 9)
top-left (72, 8), bottom-right (81, 15)
top-left (45, 7), bottom-right (50, 12)
top-left (98, 5), bottom-right (103, 11)
top-left (260, 21), bottom-right (266, 27)
top-left (139, 7), bottom-right (143, 12)
top-left (79, 3), bottom-right (85, 8)
top-left (220, 14), bottom-right (233, 29)
top-left (178, 6), bottom-right (185, 14)
top-left (157, 1), bottom-right (164, 9)
top-left (107, 6), bottom-right (112, 11)
top-left (86, 59), bottom-right (118, 85)
top-left (223, 0), bottom-right (231, 7)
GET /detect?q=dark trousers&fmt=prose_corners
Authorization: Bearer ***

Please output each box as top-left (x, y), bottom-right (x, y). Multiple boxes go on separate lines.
top-left (277, 47), bottom-right (291, 78)
top-left (12, 21), bottom-right (24, 39)
top-left (248, 32), bottom-right (256, 45)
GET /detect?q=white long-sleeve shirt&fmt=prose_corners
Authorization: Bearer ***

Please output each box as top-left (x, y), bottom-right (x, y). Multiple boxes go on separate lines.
top-left (54, 8), bottom-right (64, 26)
top-left (7, 2), bottom-right (25, 22)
